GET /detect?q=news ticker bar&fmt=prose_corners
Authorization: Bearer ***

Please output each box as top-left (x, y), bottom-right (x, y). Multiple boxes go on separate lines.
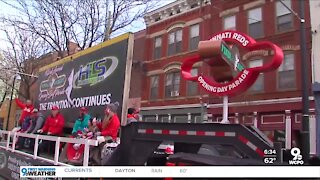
top-left (20, 166), bottom-right (320, 178)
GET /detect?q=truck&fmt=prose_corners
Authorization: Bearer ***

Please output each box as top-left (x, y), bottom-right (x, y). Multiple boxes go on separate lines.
top-left (0, 33), bottom-right (302, 179)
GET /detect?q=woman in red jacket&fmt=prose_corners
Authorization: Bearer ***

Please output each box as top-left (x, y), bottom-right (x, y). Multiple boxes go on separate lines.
top-left (15, 98), bottom-right (34, 126)
top-left (96, 102), bottom-right (120, 141)
top-left (91, 102), bottom-right (120, 165)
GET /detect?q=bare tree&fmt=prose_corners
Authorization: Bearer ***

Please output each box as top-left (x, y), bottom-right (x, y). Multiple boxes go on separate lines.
top-left (0, 26), bottom-right (49, 99)
top-left (0, 0), bottom-right (160, 58)
top-left (0, 77), bottom-right (10, 104)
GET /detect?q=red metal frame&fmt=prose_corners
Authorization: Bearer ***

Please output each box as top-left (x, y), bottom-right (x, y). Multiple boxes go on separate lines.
top-left (181, 30), bottom-right (284, 97)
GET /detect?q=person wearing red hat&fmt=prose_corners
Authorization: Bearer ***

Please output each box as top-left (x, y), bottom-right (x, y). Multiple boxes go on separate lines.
top-left (37, 106), bottom-right (65, 155)
top-left (37, 106), bottom-right (65, 135)
top-left (71, 107), bottom-right (91, 136)
top-left (15, 98), bottom-right (34, 126)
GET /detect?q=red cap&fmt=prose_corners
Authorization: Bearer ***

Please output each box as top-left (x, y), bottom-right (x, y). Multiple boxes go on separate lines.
top-left (52, 106), bottom-right (59, 110)
top-left (80, 107), bottom-right (87, 112)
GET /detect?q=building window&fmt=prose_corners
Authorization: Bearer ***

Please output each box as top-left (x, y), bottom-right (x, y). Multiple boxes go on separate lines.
top-left (276, 0), bottom-right (293, 32)
top-left (249, 59), bottom-right (264, 92)
top-left (145, 117), bottom-right (157, 122)
top-left (194, 116), bottom-right (202, 123)
top-left (168, 29), bottom-right (183, 56)
top-left (248, 7), bottom-right (263, 38)
top-left (162, 116), bottom-right (170, 123)
top-left (223, 15), bottom-right (236, 30)
top-left (174, 116), bottom-right (188, 123)
top-left (278, 53), bottom-right (295, 89)
top-left (187, 68), bottom-right (198, 96)
top-left (165, 71), bottom-right (180, 98)
top-left (154, 36), bottom-right (162, 59)
top-left (150, 75), bottom-right (159, 99)
top-left (189, 24), bottom-right (200, 50)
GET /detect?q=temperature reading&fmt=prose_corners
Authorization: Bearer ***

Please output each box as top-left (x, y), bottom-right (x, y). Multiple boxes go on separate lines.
top-left (180, 169), bottom-right (187, 173)
top-left (264, 157), bottom-right (276, 164)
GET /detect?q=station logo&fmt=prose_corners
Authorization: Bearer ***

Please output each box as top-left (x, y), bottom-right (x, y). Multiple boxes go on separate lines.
top-left (21, 167), bottom-right (56, 177)
top-left (289, 147), bottom-right (304, 165)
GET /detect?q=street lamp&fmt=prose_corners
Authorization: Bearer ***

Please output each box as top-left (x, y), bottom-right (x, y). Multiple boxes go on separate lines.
top-left (5, 75), bottom-right (19, 130)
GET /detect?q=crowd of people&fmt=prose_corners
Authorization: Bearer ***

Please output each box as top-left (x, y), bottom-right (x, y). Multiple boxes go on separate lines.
top-left (14, 98), bottom-right (140, 163)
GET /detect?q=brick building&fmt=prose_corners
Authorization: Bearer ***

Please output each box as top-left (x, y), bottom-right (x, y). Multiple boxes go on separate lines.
top-left (20, 41), bottom-right (81, 101)
top-left (139, 0), bottom-right (316, 147)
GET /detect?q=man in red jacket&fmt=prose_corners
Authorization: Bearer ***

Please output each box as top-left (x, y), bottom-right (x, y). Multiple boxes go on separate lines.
top-left (37, 106), bottom-right (65, 135)
top-left (38, 106), bottom-right (65, 155)
top-left (15, 98), bottom-right (34, 126)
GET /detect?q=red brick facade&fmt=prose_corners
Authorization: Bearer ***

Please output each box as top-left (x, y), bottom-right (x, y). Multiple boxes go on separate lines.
top-left (139, 0), bottom-right (315, 142)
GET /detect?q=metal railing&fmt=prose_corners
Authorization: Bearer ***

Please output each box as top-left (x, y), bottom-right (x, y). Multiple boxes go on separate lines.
top-left (0, 130), bottom-right (98, 166)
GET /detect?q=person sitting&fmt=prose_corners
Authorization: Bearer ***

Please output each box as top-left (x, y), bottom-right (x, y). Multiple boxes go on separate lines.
top-left (72, 107), bottom-right (91, 137)
top-left (37, 106), bottom-right (65, 155)
top-left (15, 98), bottom-right (34, 126)
top-left (16, 116), bottom-right (33, 149)
top-left (91, 102), bottom-right (120, 165)
top-left (127, 108), bottom-right (138, 124)
top-left (96, 102), bottom-right (120, 141)
top-left (30, 109), bottom-right (45, 134)
top-left (72, 118), bottom-right (98, 152)
top-left (26, 109), bottom-right (45, 149)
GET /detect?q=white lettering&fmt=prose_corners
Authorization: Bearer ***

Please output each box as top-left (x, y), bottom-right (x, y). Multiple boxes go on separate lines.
top-left (97, 95), bottom-right (102, 106)
top-left (106, 93), bottom-right (112, 104)
top-left (101, 94), bottom-right (107, 105)
top-left (239, 77), bottom-right (244, 83)
top-left (241, 73), bottom-right (246, 79)
top-left (232, 33), bottom-right (238, 39)
top-left (89, 96), bottom-right (97, 106)
top-left (80, 98), bottom-right (85, 107)
top-left (235, 80), bottom-right (240, 86)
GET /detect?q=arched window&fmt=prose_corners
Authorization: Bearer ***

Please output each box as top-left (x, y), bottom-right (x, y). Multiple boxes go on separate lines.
top-left (168, 29), bottom-right (183, 55)
top-left (165, 71), bottom-right (180, 98)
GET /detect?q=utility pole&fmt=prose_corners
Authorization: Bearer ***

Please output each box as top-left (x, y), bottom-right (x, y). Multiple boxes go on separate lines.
top-left (279, 0), bottom-right (310, 161)
top-left (298, 0), bottom-right (310, 162)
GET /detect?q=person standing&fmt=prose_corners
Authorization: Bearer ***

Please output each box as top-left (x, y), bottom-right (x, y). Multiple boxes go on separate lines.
top-left (127, 108), bottom-right (137, 124)
top-left (72, 107), bottom-right (91, 136)
top-left (15, 99), bottom-right (34, 126)
top-left (37, 106), bottom-right (65, 155)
